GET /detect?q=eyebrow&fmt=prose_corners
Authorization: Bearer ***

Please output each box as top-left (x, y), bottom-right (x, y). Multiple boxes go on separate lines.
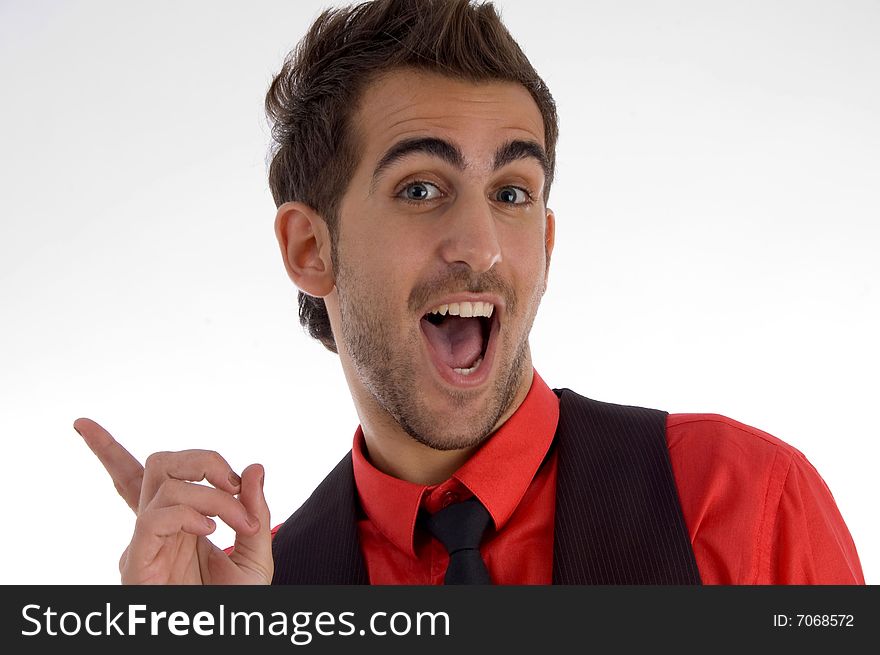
top-left (371, 137), bottom-right (464, 190)
top-left (370, 136), bottom-right (550, 192)
top-left (492, 139), bottom-right (551, 182)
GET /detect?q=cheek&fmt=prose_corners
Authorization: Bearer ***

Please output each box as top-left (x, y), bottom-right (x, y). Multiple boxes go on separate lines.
top-left (341, 238), bottom-right (424, 316)
top-left (352, 212), bottom-right (427, 263)
top-left (503, 225), bottom-right (548, 278)
top-left (371, 230), bottom-right (432, 280)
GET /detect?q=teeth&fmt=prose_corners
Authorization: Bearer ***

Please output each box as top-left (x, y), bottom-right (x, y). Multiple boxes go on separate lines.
top-left (428, 301), bottom-right (495, 318)
top-left (454, 356), bottom-right (484, 376)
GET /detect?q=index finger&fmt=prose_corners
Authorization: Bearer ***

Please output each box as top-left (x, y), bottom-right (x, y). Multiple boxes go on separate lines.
top-left (74, 417), bottom-right (144, 513)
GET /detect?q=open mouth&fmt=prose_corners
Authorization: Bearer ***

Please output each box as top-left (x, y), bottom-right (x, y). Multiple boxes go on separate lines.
top-left (419, 300), bottom-right (498, 385)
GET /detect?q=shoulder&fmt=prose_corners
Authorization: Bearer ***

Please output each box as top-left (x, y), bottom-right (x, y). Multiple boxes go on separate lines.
top-left (664, 413), bottom-right (863, 584)
top-left (665, 412), bottom-right (807, 473)
top-left (664, 412), bottom-right (805, 532)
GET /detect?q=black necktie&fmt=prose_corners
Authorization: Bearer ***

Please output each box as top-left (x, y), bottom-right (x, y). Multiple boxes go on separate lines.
top-left (424, 497), bottom-right (493, 584)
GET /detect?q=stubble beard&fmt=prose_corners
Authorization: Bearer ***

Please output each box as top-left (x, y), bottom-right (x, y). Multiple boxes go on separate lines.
top-left (336, 262), bottom-right (539, 452)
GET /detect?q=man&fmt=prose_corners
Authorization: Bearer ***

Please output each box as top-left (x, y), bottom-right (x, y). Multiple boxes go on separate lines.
top-left (74, 0), bottom-right (863, 585)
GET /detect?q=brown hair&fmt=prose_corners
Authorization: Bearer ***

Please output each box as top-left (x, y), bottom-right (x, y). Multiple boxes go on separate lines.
top-left (266, 0), bottom-right (558, 352)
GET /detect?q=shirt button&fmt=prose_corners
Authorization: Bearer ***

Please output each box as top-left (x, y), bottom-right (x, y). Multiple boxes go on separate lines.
top-left (441, 491), bottom-right (459, 508)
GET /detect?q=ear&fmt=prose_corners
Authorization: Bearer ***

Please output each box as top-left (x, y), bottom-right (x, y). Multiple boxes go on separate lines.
top-left (274, 201), bottom-right (335, 297)
top-left (543, 208), bottom-right (555, 285)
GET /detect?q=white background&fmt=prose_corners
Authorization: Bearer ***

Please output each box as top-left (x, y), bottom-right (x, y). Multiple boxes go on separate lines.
top-left (1, 0), bottom-right (876, 584)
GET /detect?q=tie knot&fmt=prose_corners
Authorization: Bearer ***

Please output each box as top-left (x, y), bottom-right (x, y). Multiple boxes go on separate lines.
top-left (424, 496), bottom-right (492, 554)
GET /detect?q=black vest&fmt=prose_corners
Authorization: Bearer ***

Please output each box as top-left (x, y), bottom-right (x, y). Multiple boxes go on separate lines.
top-left (271, 389), bottom-right (701, 584)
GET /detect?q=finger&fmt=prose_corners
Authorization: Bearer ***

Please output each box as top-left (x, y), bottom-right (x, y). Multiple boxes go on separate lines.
top-left (119, 545), bottom-right (130, 575)
top-left (228, 463), bottom-right (273, 578)
top-left (140, 450), bottom-right (243, 511)
top-left (123, 506), bottom-right (217, 576)
top-left (136, 505), bottom-right (216, 539)
top-left (238, 464), bottom-right (270, 528)
top-left (149, 478), bottom-right (257, 536)
top-left (73, 417), bottom-right (144, 512)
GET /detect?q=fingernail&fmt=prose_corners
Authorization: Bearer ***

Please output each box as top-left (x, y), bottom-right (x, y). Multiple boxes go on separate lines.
top-left (205, 517), bottom-right (216, 531)
top-left (228, 471), bottom-right (242, 487)
top-left (246, 513), bottom-right (260, 529)
top-left (73, 426), bottom-right (83, 437)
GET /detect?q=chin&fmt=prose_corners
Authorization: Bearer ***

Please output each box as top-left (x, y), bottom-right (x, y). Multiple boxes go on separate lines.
top-left (407, 426), bottom-right (494, 452)
top-left (398, 398), bottom-right (503, 452)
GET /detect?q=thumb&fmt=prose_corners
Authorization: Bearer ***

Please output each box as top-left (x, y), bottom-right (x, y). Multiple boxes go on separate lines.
top-left (229, 463), bottom-right (273, 581)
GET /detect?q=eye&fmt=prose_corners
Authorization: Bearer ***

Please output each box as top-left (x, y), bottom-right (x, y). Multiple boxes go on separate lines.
top-left (495, 186), bottom-right (531, 205)
top-left (398, 181), bottom-right (443, 202)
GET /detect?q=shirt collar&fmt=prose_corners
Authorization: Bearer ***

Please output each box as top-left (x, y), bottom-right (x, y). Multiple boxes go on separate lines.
top-left (351, 369), bottom-right (560, 558)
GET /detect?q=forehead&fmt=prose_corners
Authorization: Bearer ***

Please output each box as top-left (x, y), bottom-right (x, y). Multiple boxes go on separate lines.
top-left (351, 68), bottom-right (546, 164)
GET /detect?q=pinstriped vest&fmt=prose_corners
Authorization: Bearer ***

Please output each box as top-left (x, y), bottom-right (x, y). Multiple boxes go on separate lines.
top-left (271, 388), bottom-right (702, 584)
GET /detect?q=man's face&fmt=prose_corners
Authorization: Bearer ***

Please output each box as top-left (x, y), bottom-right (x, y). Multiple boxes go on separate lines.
top-left (328, 68), bottom-right (554, 452)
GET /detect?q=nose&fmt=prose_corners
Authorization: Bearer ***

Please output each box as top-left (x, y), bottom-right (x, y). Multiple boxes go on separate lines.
top-left (438, 192), bottom-right (502, 273)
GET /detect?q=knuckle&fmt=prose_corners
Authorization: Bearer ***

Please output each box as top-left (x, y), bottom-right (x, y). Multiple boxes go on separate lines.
top-left (113, 478), bottom-right (129, 498)
top-left (133, 508), bottom-right (154, 531)
top-left (153, 478), bottom-right (182, 502)
top-left (118, 547), bottom-right (129, 573)
top-left (144, 451), bottom-right (171, 470)
top-left (183, 448), bottom-right (222, 462)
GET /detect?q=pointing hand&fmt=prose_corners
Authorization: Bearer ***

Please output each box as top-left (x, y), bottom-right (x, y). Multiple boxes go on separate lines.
top-left (74, 418), bottom-right (273, 585)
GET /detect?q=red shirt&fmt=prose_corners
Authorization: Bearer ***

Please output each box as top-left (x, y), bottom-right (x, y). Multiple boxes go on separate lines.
top-left (351, 370), bottom-right (864, 585)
